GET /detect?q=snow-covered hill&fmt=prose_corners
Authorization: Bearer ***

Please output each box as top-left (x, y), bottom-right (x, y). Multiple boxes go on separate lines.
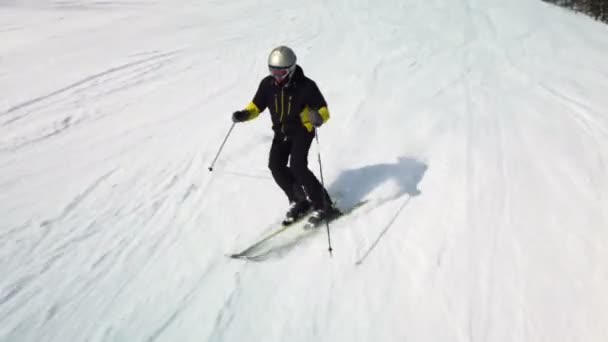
top-left (1, 0), bottom-right (607, 341)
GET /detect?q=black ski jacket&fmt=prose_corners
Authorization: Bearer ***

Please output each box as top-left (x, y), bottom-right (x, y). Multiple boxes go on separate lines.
top-left (242, 65), bottom-right (330, 135)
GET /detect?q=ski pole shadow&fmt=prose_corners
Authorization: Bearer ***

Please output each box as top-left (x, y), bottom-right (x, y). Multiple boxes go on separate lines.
top-left (355, 195), bottom-right (411, 265)
top-left (328, 156), bottom-right (428, 208)
top-left (327, 156), bottom-right (428, 265)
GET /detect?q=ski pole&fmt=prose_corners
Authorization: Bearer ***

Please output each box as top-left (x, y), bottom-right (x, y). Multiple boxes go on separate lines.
top-left (208, 122), bottom-right (236, 172)
top-left (315, 130), bottom-right (333, 256)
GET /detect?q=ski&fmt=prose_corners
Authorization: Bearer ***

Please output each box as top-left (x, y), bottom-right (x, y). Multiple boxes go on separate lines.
top-left (227, 214), bottom-right (312, 259)
top-left (228, 200), bottom-right (368, 260)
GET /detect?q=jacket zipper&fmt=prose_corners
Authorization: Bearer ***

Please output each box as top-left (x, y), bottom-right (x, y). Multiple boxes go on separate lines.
top-left (274, 94), bottom-right (279, 116)
top-left (278, 89), bottom-right (293, 134)
top-left (281, 89), bottom-right (285, 122)
top-left (279, 89), bottom-right (285, 134)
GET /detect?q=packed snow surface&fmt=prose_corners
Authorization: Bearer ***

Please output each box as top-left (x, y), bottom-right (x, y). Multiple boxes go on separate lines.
top-left (1, 0), bottom-right (608, 341)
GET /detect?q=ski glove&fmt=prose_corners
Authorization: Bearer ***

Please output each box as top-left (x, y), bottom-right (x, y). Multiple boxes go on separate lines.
top-left (232, 110), bottom-right (249, 123)
top-left (308, 109), bottom-right (324, 127)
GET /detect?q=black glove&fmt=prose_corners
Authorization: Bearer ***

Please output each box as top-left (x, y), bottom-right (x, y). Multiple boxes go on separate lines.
top-left (232, 110), bottom-right (249, 123)
top-left (308, 109), bottom-right (324, 127)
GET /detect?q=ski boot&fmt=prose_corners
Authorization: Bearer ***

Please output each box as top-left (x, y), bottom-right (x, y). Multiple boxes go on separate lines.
top-left (305, 205), bottom-right (342, 229)
top-left (282, 200), bottom-right (312, 226)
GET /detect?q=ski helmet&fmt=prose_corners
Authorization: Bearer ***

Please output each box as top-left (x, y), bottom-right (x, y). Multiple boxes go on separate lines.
top-left (268, 46), bottom-right (297, 84)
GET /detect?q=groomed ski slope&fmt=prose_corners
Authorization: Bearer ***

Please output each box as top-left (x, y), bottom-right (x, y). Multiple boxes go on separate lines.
top-left (1, 0), bottom-right (608, 341)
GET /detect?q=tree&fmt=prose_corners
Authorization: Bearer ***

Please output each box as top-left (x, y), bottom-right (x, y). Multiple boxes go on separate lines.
top-left (542, 0), bottom-right (608, 23)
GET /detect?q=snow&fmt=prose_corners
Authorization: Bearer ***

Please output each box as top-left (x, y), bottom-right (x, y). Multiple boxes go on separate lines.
top-left (1, 0), bottom-right (608, 341)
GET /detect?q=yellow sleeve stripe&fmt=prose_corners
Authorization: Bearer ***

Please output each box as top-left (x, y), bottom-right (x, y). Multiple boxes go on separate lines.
top-left (245, 102), bottom-right (261, 120)
top-left (300, 106), bottom-right (331, 132)
top-left (318, 106), bottom-right (330, 123)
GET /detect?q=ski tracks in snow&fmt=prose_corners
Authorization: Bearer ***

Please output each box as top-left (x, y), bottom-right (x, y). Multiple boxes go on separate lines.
top-left (0, 49), bottom-right (184, 152)
top-left (0, 148), bottom-right (217, 340)
top-left (0, 169), bottom-right (115, 336)
top-left (429, 2), bottom-right (519, 340)
top-left (1, 50), bottom-right (181, 119)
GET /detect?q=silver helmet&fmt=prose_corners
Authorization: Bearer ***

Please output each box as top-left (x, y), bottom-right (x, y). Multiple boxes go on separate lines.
top-left (268, 46), bottom-right (297, 83)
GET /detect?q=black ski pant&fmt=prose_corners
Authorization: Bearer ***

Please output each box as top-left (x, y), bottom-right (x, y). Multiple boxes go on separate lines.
top-left (268, 131), bottom-right (332, 210)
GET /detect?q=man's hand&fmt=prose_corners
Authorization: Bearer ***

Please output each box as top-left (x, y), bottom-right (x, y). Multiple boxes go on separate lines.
top-left (308, 109), bottom-right (324, 127)
top-left (232, 110), bottom-right (250, 123)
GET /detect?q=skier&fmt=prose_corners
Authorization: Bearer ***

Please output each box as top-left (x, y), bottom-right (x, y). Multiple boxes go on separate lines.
top-left (231, 46), bottom-right (340, 227)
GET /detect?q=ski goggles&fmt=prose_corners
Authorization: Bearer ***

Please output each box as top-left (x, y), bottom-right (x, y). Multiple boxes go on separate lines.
top-left (269, 65), bottom-right (292, 79)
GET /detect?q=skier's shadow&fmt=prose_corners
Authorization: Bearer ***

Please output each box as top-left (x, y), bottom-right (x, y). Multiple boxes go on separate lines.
top-left (328, 156), bottom-right (428, 208)
top-left (248, 157), bottom-right (428, 262)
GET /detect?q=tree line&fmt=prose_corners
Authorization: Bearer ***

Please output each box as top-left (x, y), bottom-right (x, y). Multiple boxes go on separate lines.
top-left (543, 0), bottom-right (608, 23)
